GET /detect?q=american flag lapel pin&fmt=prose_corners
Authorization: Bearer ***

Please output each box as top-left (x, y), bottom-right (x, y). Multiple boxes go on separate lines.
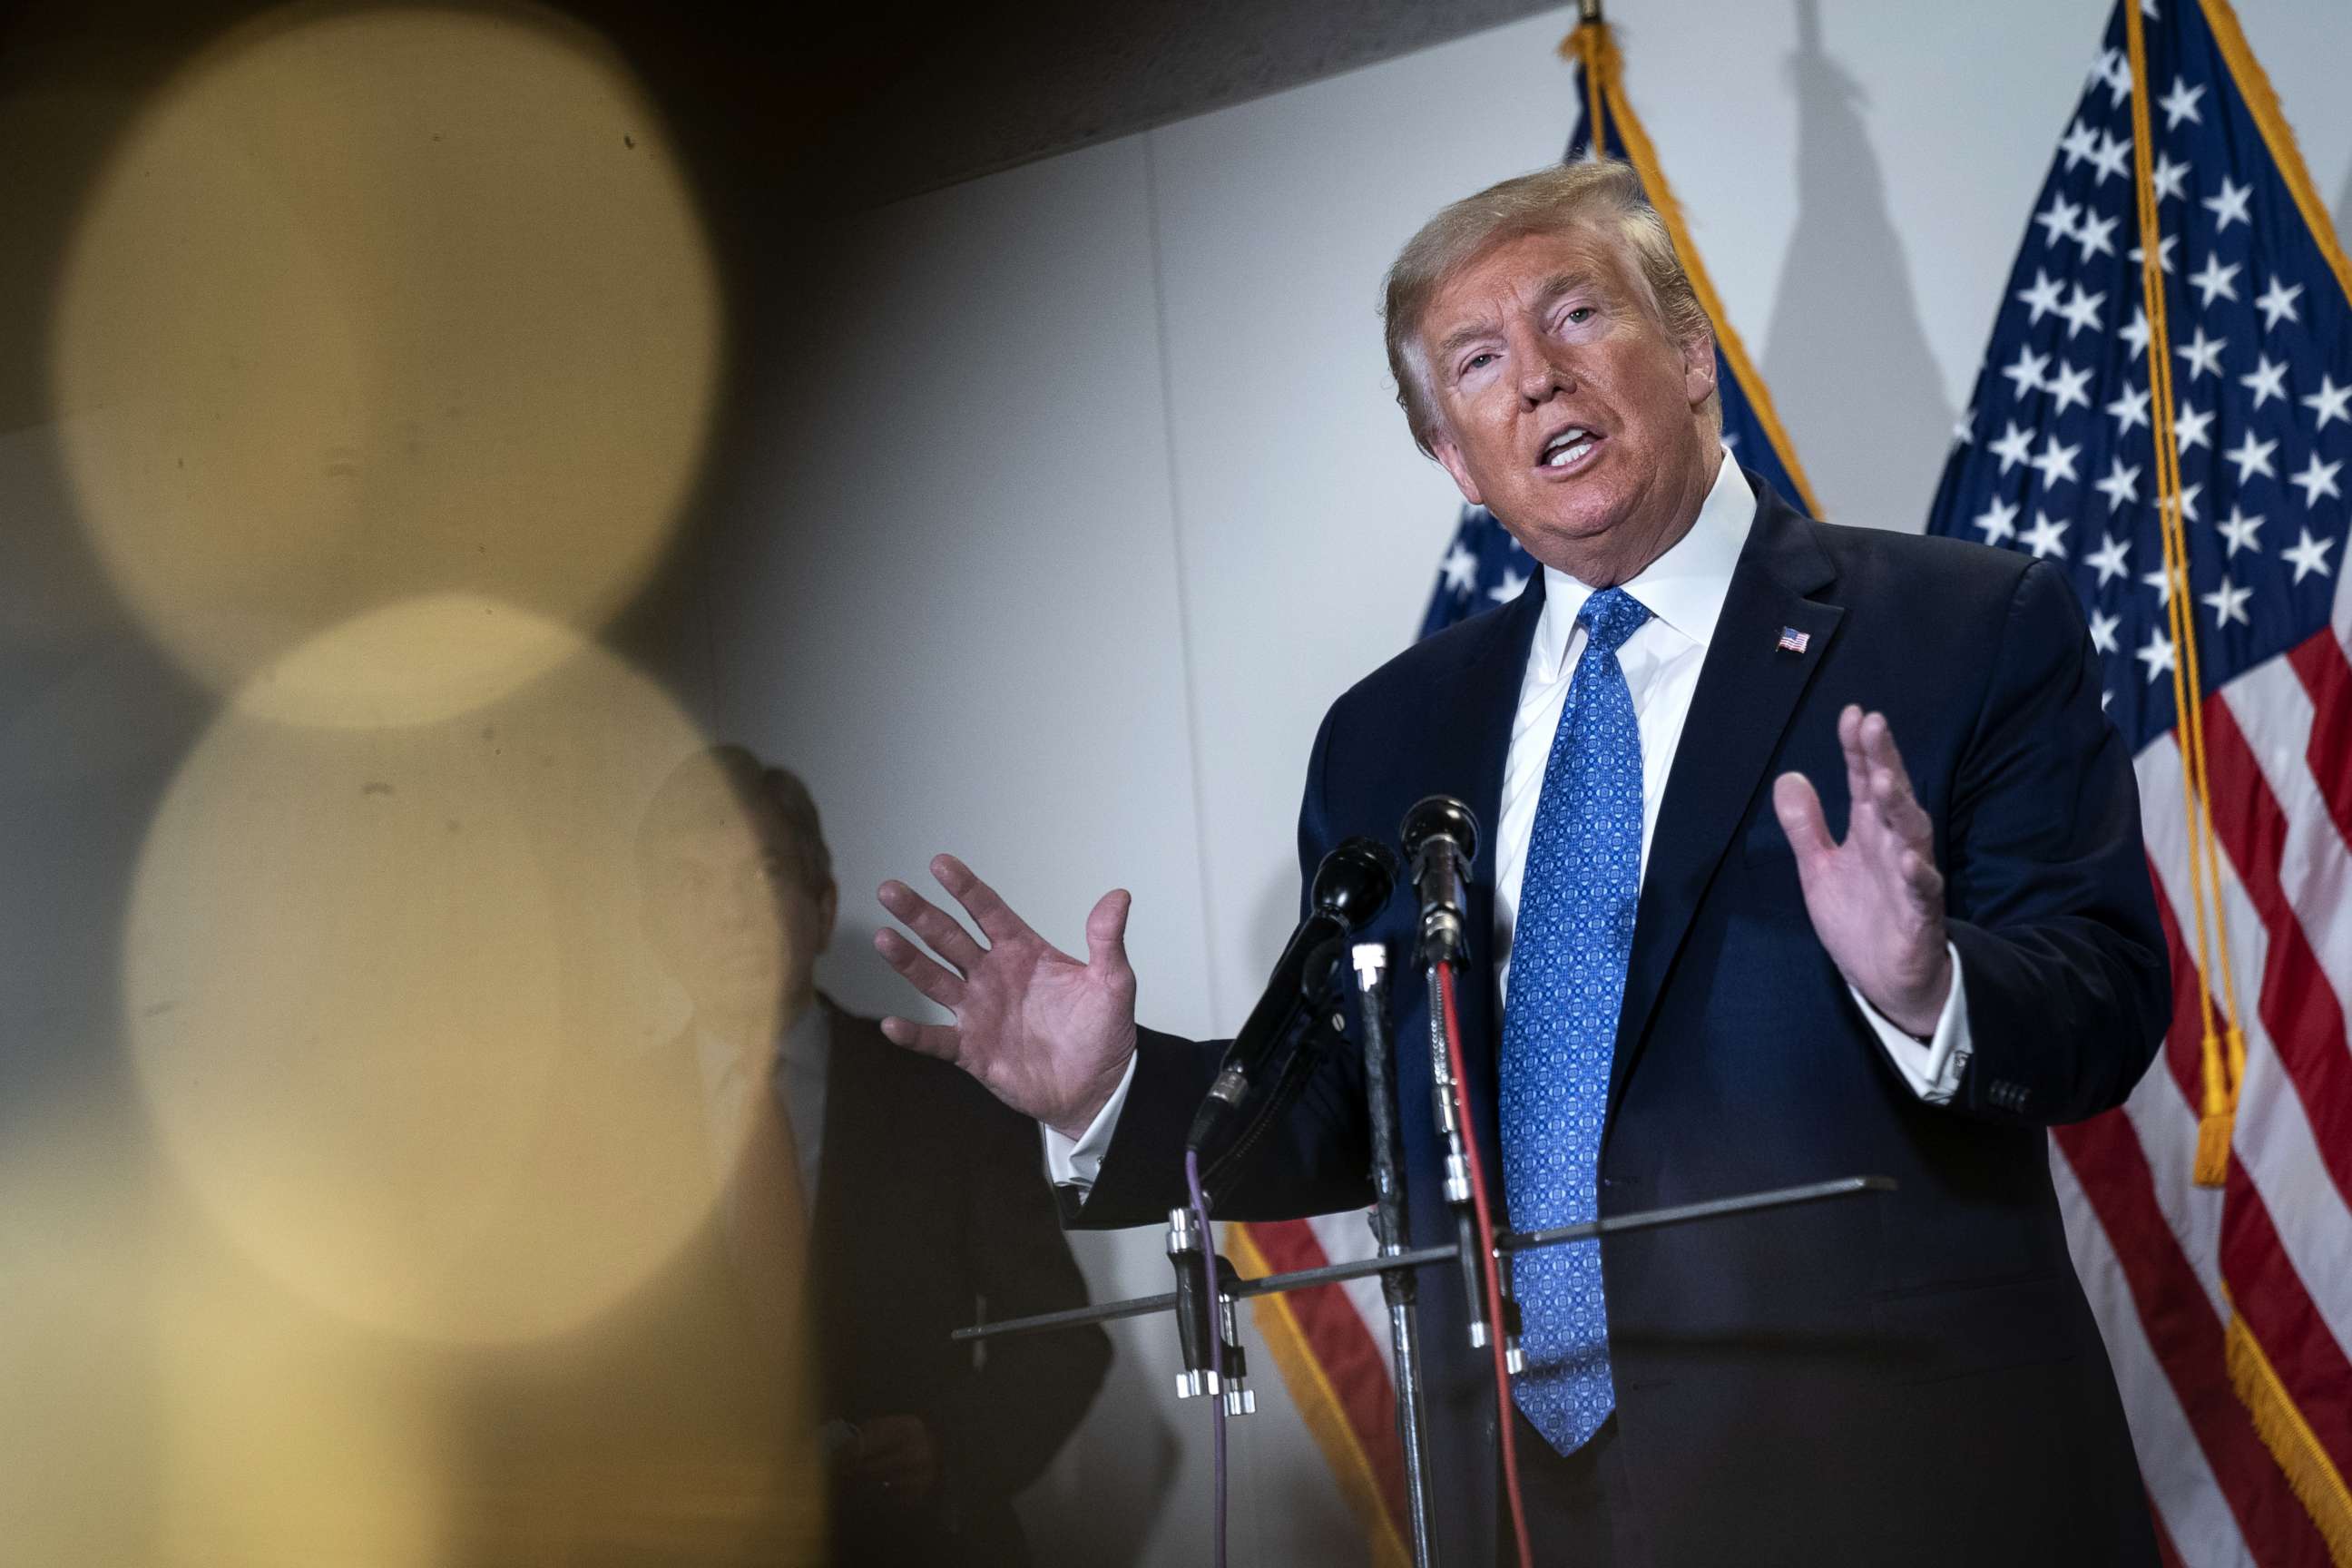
top-left (1776, 626), bottom-right (1810, 654)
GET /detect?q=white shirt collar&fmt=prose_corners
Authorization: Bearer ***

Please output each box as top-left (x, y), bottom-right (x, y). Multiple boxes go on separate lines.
top-left (694, 997), bottom-right (831, 1099)
top-left (780, 999), bottom-right (829, 1072)
top-left (1529, 446), bottom-right (1756, 677)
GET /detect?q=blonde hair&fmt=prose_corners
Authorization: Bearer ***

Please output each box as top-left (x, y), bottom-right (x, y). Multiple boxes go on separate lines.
top-left (1382, 159), bottom-right (1718, 456)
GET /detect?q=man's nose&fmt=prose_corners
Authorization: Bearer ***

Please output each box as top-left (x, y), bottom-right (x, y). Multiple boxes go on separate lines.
top-left (1517, 349), bottom-right (1573, 404)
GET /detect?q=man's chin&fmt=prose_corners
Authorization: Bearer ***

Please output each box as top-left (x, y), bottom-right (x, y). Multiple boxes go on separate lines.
top-left (1508, 508), bottom-right (1634, 573)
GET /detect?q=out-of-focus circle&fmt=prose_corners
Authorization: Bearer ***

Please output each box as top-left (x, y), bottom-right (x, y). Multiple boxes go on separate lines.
top-left (53, 3), bottom-right (718, 713)
top-left (238, 590), bottom-right (589, 729)
top-left (152, 1263), bottom-right (447, 1568)
top-left (125, 602), bottom-right (757, 1342)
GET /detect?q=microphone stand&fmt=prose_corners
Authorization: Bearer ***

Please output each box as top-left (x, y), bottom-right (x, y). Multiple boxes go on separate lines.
top-left (955, 1174), bottom-right (1897, 1568)
top-left (1351, 943), bottom-right (1436, 1568)
top-left (950, 1176), bottom-right (1894, 1343)
top-left (955, 801), bottom-right (1897, 1568)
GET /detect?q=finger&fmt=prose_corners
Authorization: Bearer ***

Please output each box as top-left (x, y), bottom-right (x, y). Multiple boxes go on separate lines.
top-left (1084, 889), bottom-right (1134, 981)
top-left (932, 854), bottom-right (1038, 946)
top-left (1771, 771), bottom-right (1837, 869)
top-left (1859, 712), bottom-right (1935, 846)
top-left (1899, 846), bottom-right (1947, 908)
top-left (877, 1015), bottom-right (961, 1062)
top-left (1838, 703), bottom-right (1872, 827)
top-left (872, 927), bottom-right (966, 1009)
top-left (1869, 760), bottom-right (1935, 849)
top-left (877, 878), bottom-right (986, 972)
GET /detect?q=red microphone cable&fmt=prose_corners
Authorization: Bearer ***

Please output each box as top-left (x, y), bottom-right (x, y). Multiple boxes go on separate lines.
top-left (1436, 960), bottom-right (1534, 1568)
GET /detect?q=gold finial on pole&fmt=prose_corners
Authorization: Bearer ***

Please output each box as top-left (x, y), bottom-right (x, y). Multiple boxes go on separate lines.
top-left (1562, 1), bottom-right (1610, 157)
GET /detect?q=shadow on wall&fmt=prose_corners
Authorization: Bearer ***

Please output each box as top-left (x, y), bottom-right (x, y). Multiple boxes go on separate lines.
top-left (1759, 0), bottom-right (1955, 531)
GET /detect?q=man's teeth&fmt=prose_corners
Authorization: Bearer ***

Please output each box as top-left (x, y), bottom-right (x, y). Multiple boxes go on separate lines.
top-left (1543, 429), bottom-right (1592, 467)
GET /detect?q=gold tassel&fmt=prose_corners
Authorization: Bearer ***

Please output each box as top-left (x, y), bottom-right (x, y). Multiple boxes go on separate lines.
top-left (2194, 1107), bottom-right (2234, 1187)
top-left (2194, 1024), bottom-right (2234, 1186)
top-left (2224, 1310), bottom-right (2352, 1567)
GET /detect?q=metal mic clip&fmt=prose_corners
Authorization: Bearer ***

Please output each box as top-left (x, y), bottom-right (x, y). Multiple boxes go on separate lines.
top-left (1494, 1249), bottom-right (1527, 1374)
top-left (1165, 1208), bottom-right (1254, 1414)
top-left (1167, 1206), bottom-right (1219, 1401)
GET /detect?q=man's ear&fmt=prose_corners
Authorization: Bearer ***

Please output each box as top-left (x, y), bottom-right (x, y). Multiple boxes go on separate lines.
top-left (815, 882), bottom-right (838, 956)
top-left (1681, 325), bottom-right (1718, 410)
top-left (1431, 430), bottom-right (1486, 507)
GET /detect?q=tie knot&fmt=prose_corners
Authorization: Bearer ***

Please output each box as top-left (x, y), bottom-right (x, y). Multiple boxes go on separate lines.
top-left (1577, 586), bottom-right (1651, 655)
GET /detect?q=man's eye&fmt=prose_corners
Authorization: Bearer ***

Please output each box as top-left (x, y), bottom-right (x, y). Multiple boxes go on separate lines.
top-left (1461, 351), bottom-right (1495, 375)
top-left (1564, 306), bottom-right (1594, 325)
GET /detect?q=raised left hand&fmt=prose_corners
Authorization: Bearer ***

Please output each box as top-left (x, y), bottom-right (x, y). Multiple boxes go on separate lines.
top-left (1771, 705), bottom-right (1954, 1037)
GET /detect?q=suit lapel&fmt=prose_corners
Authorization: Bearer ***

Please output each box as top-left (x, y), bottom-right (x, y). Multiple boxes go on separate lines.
top-left (1606, 485), bottom-right (1842, 1121)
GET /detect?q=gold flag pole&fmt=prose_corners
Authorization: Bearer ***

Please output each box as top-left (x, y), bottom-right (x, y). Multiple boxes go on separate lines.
top-left (2121, 0), bottom-right (2246, 1188)
top-left (1559, 4), bottom-right (1826, 516)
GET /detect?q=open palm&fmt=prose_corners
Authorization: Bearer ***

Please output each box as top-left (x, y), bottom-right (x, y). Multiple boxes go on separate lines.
top-left (1771, 705), bottom-right (1954, 1037)
top-left (874, 855), bottom-right (1139, 1141)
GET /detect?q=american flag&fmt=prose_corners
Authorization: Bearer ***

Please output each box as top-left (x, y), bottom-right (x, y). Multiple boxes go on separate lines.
top-left (1229, 22), bottom-right (1833, 1564)
top-left (1926, 2), bottom-right (2351, 1563)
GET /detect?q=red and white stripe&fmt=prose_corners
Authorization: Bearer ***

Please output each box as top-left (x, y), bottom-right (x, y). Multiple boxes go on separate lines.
top-left (2056, 615), bottom-right (2352, 1566)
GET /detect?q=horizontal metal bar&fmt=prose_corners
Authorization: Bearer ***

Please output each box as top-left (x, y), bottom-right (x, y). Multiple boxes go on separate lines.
top-left (950, 1289), bottom-right (1179, 1343)
top-left (1227, 1244), bottom-right (1462, 1299)
top-left (1498, 1174), bottom-right (1897, 1254)
top-left (954, 1174), bottom-right (1896, 1342)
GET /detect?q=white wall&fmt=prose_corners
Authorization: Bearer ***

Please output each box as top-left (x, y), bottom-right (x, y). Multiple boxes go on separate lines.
top-left (701, 3), bottom-right (2352, 1562)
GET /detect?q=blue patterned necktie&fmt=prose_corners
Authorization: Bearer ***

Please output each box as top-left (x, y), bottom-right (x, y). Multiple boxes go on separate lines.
top-left (1498, 583), bottom-right (1651, 1455)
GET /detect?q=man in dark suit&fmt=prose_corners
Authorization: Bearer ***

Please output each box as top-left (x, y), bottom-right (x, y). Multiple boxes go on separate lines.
top-left (871, 161), bottom-right (2166, 1566)
top-left (636, 747), bottom-right (1111, 1566)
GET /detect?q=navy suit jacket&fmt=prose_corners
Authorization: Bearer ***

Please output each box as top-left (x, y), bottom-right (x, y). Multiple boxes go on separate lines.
top-left (1075, 478), bottom-right (2167, 1566)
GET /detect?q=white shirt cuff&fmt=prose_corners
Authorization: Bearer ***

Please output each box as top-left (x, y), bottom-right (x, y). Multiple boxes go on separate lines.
top-left (1041, 1053), bottom-right (1139, 1193)
top-left (1848, 942), bottom-right (1972, 1104)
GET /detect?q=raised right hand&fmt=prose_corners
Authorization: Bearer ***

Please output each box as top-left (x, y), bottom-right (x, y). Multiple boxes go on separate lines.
top-left (874, 855), bottom-right (1138, 1142)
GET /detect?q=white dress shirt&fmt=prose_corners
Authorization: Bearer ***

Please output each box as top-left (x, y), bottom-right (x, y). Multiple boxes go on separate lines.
top-left (1049, 449), bottom-right (1969, 1191)
top-left (697, 1001), bottom-right (831, 1204)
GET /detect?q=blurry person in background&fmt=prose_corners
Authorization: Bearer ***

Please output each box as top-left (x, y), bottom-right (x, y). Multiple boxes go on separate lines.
top-left (639, 746), bottom-right (1111, 1567)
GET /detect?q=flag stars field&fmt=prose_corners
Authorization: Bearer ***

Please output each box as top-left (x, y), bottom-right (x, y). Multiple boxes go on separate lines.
top-left (2239, 354), bottom-right (2288, 408)
top-left (2218, 505), bottom-right (2264, 557)
top-left (2088, 531), bottom-right (2133, 585)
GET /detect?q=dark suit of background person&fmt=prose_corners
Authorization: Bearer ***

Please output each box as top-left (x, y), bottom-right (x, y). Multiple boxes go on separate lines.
top-left (871, 163), bottom-right (2169, 1568)
top-left (610, 749), bottom-right (1109, 1566)
top-left (804, 996), bottom-right (1111, 1565)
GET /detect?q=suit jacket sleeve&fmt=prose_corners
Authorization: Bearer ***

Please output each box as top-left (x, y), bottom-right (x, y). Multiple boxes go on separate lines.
top-left (935, 1082), bottom-right (1112, 1508)
top-left (1067, 705), bottom-right (1377, 1228)
top-left (1941, 556), bottom-right (2171, 1124)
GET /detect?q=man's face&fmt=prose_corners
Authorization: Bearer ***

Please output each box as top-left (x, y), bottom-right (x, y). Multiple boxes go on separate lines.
top-left (1419, 225), bottom-right (1716, 581)
top-left (641, 793), bottom-right (834, 1039)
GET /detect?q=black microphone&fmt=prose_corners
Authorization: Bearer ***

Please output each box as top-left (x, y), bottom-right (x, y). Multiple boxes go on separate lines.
top-left (1400, 796), bottom-right (1480, 968)
top-left (1185, 837), bottom-right (1400, 1155)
